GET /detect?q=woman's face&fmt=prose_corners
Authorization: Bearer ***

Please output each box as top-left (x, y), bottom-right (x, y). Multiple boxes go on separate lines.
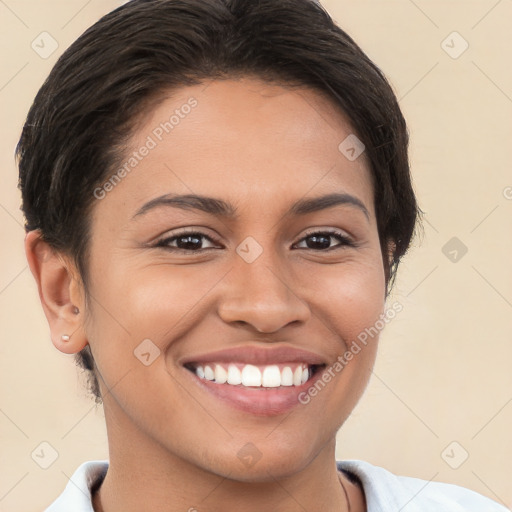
top-left (81, 77), bottom-right (387, 480)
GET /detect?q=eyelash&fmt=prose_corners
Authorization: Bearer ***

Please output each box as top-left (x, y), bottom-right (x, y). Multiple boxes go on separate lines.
top-left (154, 228), bottom-right (357, 253)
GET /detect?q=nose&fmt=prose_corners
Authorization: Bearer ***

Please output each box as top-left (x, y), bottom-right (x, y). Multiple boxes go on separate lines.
top-left (217, 254), bottom-right (311, 334)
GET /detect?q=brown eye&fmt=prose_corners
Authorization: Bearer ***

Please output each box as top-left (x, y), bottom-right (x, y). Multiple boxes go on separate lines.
top-left (294, 230), bottom-right (355, 251)
top-left (155, 231), bottom-right (221, 253)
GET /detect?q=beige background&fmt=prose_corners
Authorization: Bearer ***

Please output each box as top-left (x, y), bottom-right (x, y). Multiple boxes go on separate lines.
top-left (1, 1), bottom-right (511, 510)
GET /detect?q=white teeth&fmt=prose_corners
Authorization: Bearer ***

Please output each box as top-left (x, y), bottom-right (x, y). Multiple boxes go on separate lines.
top-left (214, 365), bottom-right (228, 384)
top-left (241, 364), bottom-right (261, 387)
top-left (204, 365), bottom-right (215, 381)
top-left (262, 365), bottom-right (281, 387)
top-left (293, 366), bottom-right (303, 386)
top-left (281, 366), bottom-right (293, 386)
top-left (194, 363), bottom-right (315, 387)
top-left (227, 364), bottom-right (242, 385)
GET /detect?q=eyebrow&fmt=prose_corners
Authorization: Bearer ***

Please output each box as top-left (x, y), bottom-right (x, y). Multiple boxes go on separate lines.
top-left (133, 192), bottom-right (370, 221)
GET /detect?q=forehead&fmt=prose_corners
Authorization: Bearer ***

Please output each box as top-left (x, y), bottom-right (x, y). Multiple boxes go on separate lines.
top-left (93, 77), bottom-right (374, 222)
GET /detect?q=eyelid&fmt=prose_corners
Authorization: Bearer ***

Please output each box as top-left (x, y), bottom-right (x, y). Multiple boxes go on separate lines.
top-left (300, 227), bottom-right (352, 240)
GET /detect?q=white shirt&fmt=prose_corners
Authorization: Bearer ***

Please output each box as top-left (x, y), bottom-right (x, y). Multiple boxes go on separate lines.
top-left (45, 459), bottom-right (510, 511)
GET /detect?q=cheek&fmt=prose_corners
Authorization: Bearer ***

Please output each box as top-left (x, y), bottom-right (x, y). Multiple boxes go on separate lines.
top-left (298, 253), bottom-right (385, 409)
top-left (336, 267), bottom-right (386, 339)
top-left (83, 260), bottom-right (235, 400)
top-left (85, 266), bottom-right (204, 354)
top-left (304, 251), bottom-right (387, 343)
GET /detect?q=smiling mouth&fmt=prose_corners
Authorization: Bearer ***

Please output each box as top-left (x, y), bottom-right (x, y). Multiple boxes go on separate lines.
top-left (184, 362), bottom-right (325, 388)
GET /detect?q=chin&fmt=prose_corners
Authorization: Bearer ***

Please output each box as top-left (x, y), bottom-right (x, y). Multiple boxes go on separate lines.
top-left (200, 435), bottom-right (323, 483)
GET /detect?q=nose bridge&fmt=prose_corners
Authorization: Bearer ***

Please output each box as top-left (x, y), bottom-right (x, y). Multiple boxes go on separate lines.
top-left (240, 246), bottom-right (288, 300)
top-left (217, 234), bottom-right (310, 333)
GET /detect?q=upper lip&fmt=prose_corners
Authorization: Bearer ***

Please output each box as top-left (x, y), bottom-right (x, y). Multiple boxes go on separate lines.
top-left (180, 345), bottom-right (327, 367)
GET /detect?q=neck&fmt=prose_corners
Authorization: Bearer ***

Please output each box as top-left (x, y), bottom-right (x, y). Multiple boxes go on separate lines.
top-left (92, 415), bottom-right (365, 512)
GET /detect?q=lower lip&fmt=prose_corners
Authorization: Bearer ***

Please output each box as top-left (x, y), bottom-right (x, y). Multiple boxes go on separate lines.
top-left (183, 366), bottom-right (325, 416)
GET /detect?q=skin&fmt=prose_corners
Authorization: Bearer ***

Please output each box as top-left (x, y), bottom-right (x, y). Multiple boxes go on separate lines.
top-left (26, 77), bottom-right (392, 512)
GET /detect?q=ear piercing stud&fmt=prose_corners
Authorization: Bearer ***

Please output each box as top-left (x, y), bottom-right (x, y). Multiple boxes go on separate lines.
top-left (62, 307), bottom-right (79, 341)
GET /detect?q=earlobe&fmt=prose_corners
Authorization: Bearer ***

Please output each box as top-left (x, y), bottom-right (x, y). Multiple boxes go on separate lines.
top-left (24, 230), bottom-right (89, 355)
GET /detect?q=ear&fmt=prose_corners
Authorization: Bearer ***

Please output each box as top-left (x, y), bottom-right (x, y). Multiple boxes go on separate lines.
top-left (25, 230), bottom-right (88, 355)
